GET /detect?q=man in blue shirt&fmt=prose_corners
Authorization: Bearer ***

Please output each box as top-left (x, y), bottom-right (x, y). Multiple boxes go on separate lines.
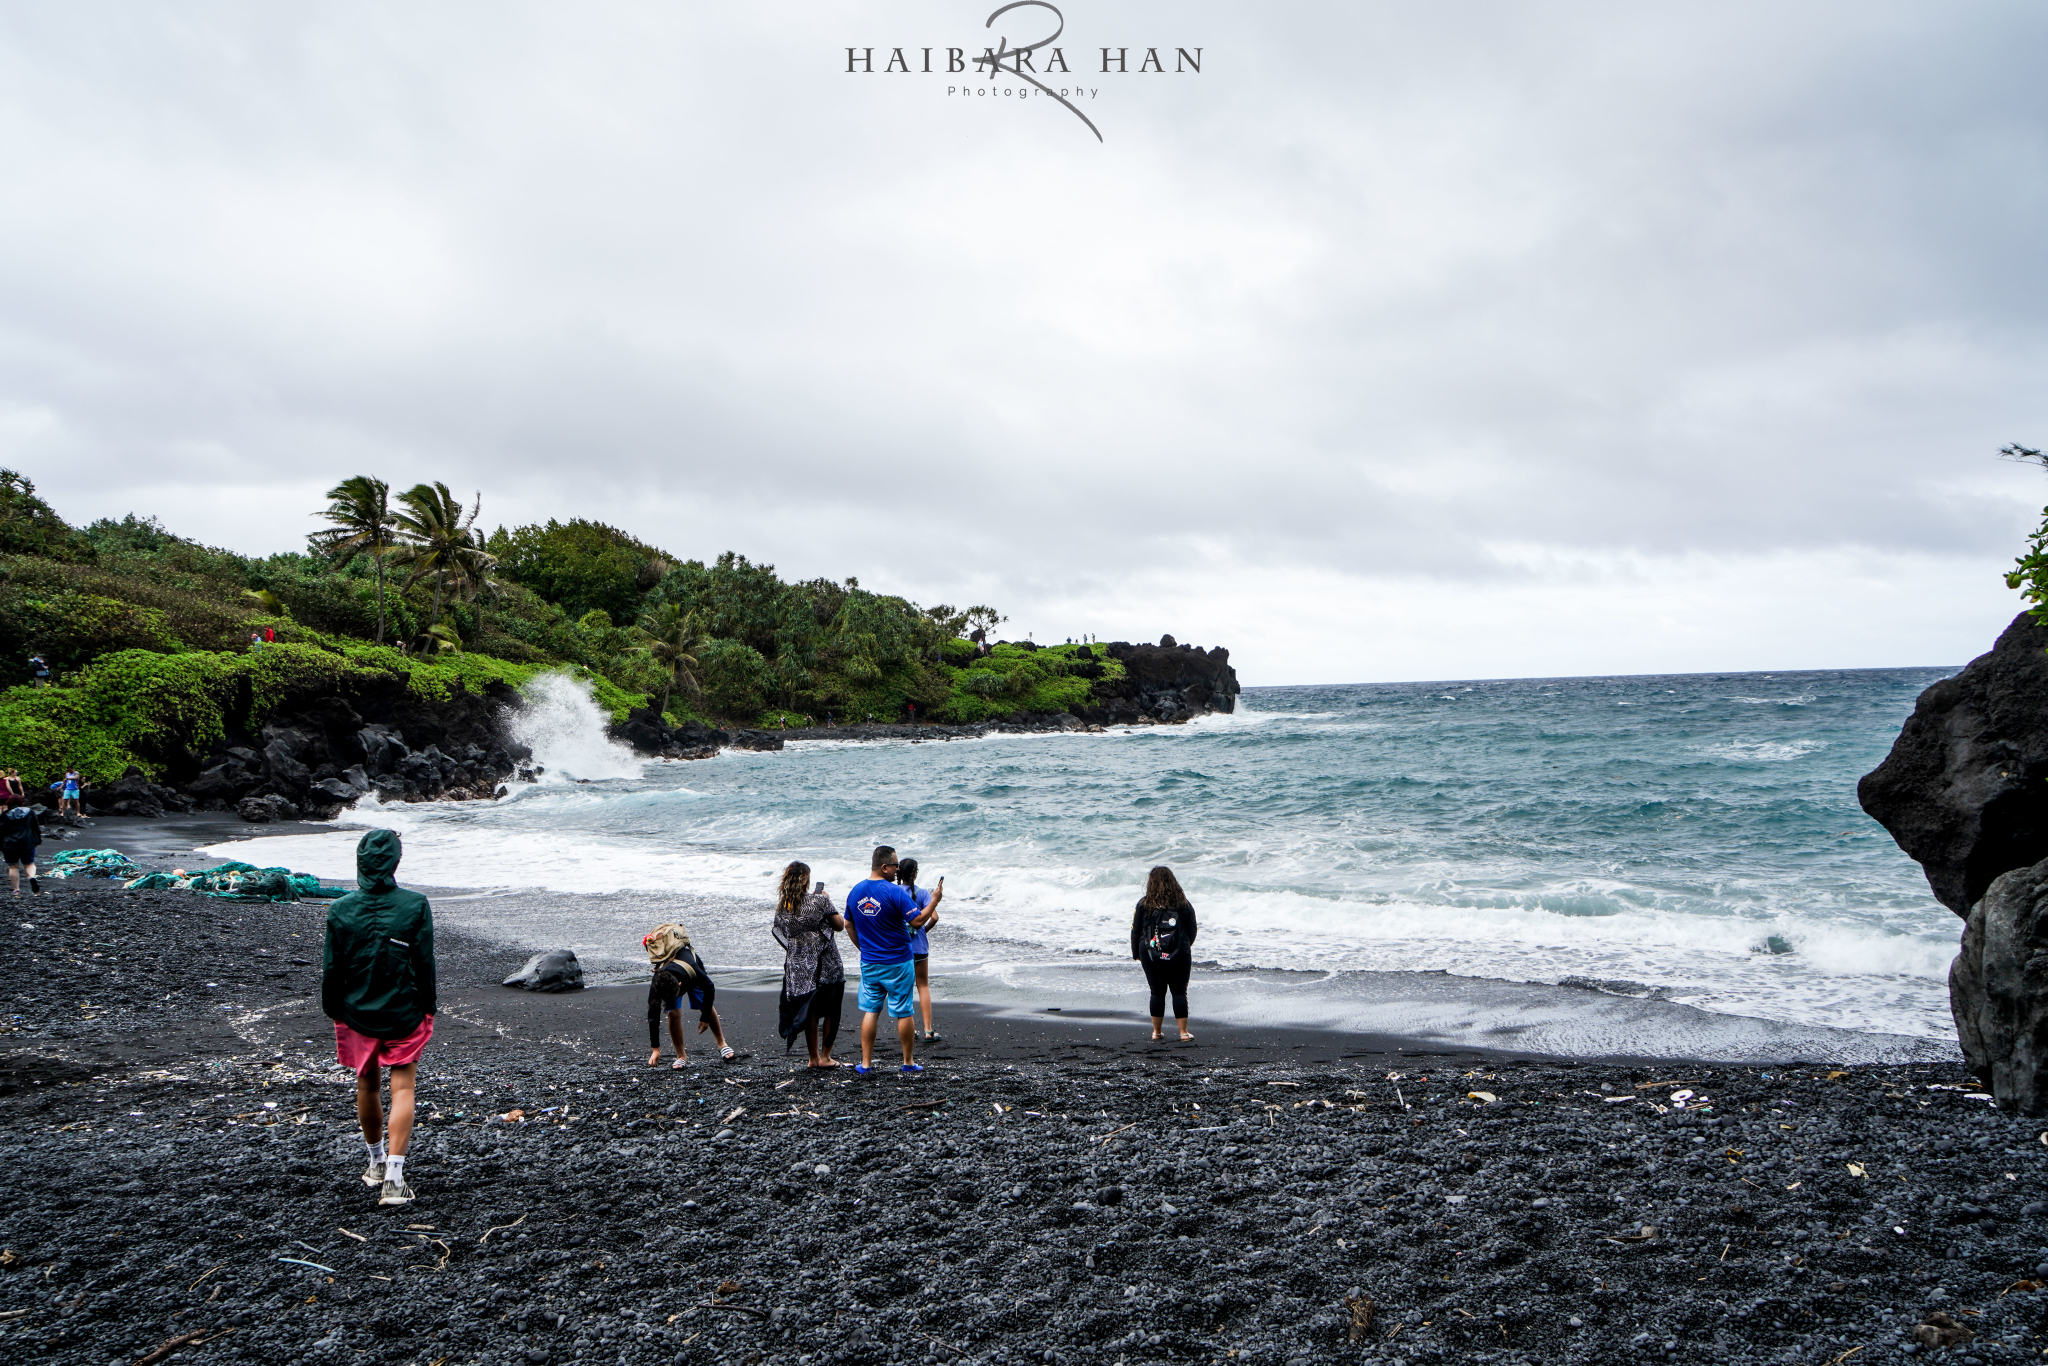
top-left (845, 844), bottom-right (941, 1075)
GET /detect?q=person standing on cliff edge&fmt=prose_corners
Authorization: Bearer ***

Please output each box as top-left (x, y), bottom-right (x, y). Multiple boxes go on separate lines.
top-left (323, 828), bottom-right (436, 1207)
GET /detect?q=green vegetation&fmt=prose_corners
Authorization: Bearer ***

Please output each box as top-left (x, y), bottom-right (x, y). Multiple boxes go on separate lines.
top-left (0, 468), bottom-right (1112, 782)
top-left (2006, 443), bottom-right (2048, 623)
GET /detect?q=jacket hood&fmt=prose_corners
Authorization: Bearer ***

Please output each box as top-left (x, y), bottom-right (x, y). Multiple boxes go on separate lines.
top-left (356, 828), bottom-right (403, 892)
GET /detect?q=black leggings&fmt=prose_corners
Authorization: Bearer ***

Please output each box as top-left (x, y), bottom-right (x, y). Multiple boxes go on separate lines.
top-left (1142, 955), bottom-right (1191, 1019)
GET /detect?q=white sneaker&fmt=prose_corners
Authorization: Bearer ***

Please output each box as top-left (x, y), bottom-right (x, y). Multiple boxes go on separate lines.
top-left (361, 1161), bottom-right (385, 1188)
top-left (378, 1176), bottom-right (414, 1207)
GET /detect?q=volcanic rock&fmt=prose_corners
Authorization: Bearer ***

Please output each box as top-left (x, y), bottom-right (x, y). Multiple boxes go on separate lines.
top-left (1860, 610), bottom-right (2048, 917)
top-left (502, 949), bottom-right (584, 992)
top-left (1951, 855), bottom-right (2048, 1110)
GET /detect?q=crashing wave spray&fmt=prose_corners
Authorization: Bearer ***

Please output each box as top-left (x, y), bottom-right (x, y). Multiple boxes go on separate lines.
top-left (510, 672), bottom-right (645, 782)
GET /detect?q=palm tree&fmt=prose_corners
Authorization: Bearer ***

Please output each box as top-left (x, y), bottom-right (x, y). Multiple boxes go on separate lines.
top-left (391, 482), bottom-right (500, 639)
top-left (633, 601), bottom-right (708, 717)
top-left (309, 476), bottom-right (396, 643)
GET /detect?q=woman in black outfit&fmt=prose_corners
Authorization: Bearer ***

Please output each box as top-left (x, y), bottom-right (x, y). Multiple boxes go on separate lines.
top-left (1131, 865), bottom-right (1198, 1041)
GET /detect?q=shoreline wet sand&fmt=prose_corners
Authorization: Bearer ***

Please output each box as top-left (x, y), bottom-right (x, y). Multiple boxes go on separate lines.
top-left (5, 869), bottom-right (2048, 1366)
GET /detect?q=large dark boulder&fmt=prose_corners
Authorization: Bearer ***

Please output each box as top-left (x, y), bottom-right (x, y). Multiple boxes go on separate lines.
top-left (88, 765), bottom-right (165, 818)
top-left (1952, 855), bottom-right (2048, 1110)
top-left (236, 793), bottom-right (299, 823)
top-left (1859, 611), bottom-right (2048, 917)
top-left (503, 949), bottom-right (584, 992)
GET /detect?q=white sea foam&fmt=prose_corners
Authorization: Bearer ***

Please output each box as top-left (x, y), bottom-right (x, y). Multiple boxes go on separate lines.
top-left (510, 672), bottom-right (647, 782)
top-left (1692, 739), bottom-right (1826, 762)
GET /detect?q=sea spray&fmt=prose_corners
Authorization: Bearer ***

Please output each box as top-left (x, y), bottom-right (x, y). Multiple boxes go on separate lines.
top-left (510, 672), bottom-right (646, 783)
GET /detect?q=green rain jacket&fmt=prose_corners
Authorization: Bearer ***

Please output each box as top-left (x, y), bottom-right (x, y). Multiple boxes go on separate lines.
top-left (321, 829), bottom-right (436, 1039)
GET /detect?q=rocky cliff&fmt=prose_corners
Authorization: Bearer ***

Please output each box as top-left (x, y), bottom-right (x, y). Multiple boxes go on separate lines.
top-left (1859, 611), bottom-right (2048, 918)
top-left (1076, 636), bottom-right (1240, 725)
top-left (1862, 610), bottom-right (2048, 1109)
top-left (91, 675), bottom-right (530, 823)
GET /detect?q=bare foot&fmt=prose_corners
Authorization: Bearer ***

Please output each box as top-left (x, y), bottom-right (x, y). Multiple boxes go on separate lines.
top-left (647, 1049), bottom-right (662, 1067)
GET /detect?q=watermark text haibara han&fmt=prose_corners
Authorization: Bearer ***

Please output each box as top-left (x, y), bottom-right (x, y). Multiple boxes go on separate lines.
top-left (843, 0), bottom-right (1202, 143)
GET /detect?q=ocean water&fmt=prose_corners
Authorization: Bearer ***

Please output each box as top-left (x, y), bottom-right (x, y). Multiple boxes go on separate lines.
top-left (211, 671), bottom-right (1966, 1048)
top-left (210, 667), bottom-right (1964, 1047)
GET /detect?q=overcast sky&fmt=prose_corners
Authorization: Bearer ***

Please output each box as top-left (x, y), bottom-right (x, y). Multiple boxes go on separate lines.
top-left (1, 2), bottom-right (2043, 685)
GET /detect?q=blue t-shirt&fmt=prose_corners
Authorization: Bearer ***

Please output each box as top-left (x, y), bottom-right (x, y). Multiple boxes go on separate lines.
top-left (905, 886), bottom-right (932, 956)
top-left (846, 878), bottom-right (919, 966)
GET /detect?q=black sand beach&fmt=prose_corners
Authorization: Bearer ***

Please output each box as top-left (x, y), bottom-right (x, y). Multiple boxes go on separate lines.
top-left (5, 847), bottom-right (2048, 1366)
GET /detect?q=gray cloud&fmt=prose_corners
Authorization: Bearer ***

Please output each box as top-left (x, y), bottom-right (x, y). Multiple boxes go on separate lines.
top-left (0, 2), bottom-right (2042, 679)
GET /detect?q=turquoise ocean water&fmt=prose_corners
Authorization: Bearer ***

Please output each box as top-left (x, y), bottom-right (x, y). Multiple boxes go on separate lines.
top-left (213, 667), bottom-right (1962, 1045)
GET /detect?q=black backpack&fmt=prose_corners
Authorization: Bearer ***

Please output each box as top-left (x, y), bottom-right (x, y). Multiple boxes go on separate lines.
top-left (1146, 908), bottom-right (1185, 960)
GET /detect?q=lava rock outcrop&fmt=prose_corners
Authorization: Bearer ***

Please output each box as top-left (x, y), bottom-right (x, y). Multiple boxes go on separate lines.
top-left (1075, 637), bottom-right (1241, 725)
top-left (1951, 854), bottom-right (2048, 1113)
top-left (158, 676), bottom-right (527, 822)
top-left (1860, 611), bottom-right (2048, 918)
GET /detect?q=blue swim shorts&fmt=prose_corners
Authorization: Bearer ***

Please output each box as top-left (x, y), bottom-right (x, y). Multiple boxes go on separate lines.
top-left (856, 960), bottom-right (916, 1018)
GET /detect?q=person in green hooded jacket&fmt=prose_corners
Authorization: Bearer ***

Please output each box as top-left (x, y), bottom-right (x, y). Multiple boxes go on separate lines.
top-left (322, 828), bottom-right (435, 1207)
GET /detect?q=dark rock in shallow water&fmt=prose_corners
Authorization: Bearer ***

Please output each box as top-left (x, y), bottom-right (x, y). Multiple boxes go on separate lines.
top-left (503, 949), bottom-right (584, 992)
top-left (1860, 611), bottom-right (2048, 917)
top-left (1952, 854), bottom-right (2048, 1109)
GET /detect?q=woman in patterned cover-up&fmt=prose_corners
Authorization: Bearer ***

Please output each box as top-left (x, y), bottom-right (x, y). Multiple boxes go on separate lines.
top-left (775, 861), bottom-right (848, 1068)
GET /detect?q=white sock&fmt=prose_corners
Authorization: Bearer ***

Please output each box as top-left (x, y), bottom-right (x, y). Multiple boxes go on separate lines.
top-left (365, 1140), bottom-right (386, 1164)
top-left (384, 1153), bottom-right (405, 1184)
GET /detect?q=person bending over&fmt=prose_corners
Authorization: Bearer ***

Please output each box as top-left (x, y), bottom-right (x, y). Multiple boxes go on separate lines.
top-left (323, 829), bottom-right (436, 1207)
top-left (1132, 865), bottom-right (1198, 1042)
top-left (845, 844), bottom-right (940, 1074)
top-left (643, 922), bottom-right (734, 1065)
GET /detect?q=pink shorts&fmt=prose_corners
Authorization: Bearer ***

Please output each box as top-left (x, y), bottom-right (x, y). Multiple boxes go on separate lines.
top-left (334, 1014), bottom-right (434, 1074)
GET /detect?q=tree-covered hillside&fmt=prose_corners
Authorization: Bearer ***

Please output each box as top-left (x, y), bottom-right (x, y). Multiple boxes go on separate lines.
top-left (0, 470), bottom-right (1128, 782)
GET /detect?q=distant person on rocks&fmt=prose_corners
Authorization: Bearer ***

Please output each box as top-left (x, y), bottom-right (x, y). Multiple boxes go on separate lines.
top-left (1131, 865), bottom-right (1198, 1042)
top-left (2, 768), bottom-right (23, 808)
top-left (897, 857), bottom-right (942, 1043)
top-left (27, 655), bottom-right (49, 687)
top-left (51, 769), bottom-right (82, 819)
top-left (773, 861), bottom-right (847, 1067)
top-left (845, 844), bottom-right (940, 1075)
top-left (2, 802), bottom-right (41, 895)
top-left (322, 828), bottom-right (436, 1207)
top-left (643, 922), bottom-right (734, 1066)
